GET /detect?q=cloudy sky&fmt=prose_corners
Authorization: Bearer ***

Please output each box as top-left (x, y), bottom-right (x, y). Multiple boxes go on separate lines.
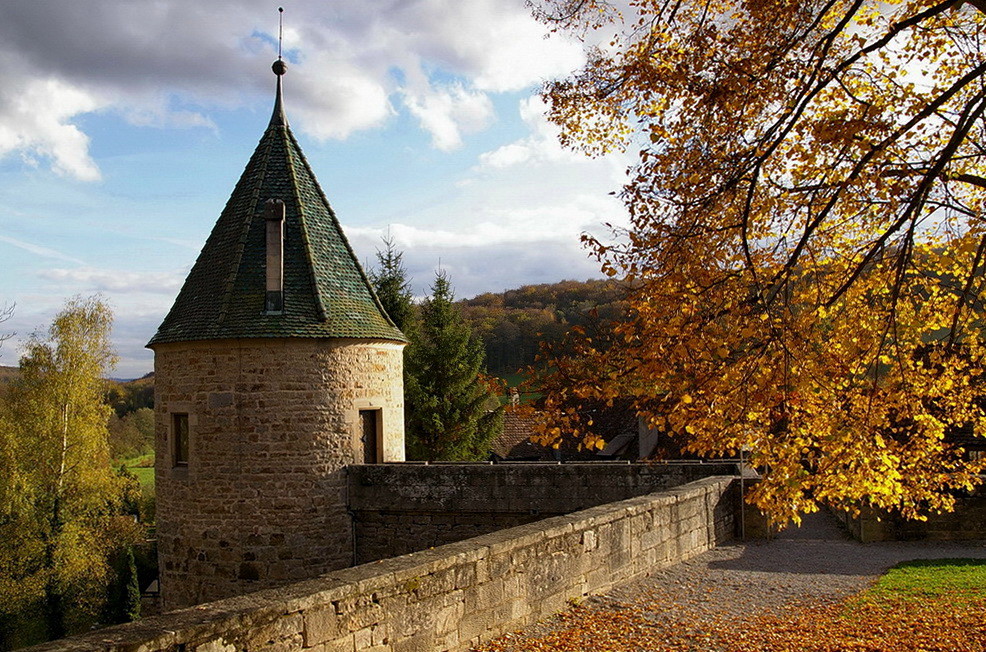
top-left (0, 1), bottom-right (631, 378)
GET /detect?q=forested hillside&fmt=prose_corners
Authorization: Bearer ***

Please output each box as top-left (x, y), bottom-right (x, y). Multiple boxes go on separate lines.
top-left (458, 279), bottom-right (627, 376)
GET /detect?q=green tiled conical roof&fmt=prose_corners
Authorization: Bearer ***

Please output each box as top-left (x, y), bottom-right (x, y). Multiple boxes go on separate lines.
top-left (149, 68), bottom-right (406, 346)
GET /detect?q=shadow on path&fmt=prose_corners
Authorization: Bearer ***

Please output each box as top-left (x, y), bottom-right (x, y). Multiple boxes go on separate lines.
top-left (708, 510), bottom-right (986, 577)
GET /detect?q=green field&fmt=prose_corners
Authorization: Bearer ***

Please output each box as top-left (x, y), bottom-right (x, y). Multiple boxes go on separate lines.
top-left (130, 466), bottom-right (155, 494)
top-left (120, 454), bottom-right (155, 496)
top-left (494, 371), bottom-right (542, 405)
top-left (862, 558), bottom-right (986, 603)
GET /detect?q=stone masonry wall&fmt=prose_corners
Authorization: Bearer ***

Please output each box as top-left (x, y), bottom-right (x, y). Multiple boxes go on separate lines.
top-left (29, 476), bottom-right (738, 652)
top-left (840, 484), bottom-right (986, 542)
top-left (350, 462), bottom-right (739, 563)
top-left (152, 338), bottom-right (404, 610)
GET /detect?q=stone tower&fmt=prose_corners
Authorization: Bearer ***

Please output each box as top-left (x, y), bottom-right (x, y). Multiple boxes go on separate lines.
top-left (148, 60), bottom-right (407, 610)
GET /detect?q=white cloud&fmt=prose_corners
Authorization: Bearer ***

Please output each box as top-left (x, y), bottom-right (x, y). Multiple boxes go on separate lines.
top-left (350, 194), bottom-right (620, 249)
top-left (478, 96), bottom-right (593, 170)
top-left (403, 84), bottom-right (494, 151)
top-left (0, 73), bottom-right (103, 181)
top-left (38, 267), bottom-right (184, 294)
top-left (122, 106), bottom-right (215, 130)
top-left (479, 142), bottom-right (533, 169)
top-left (288, 54), bottom-right (394, 139)
top-left (381, 0), bottom-right (584, 93)
top-left (0, 0), bottom-right (588, 178)
top-left (345, 188), bottom-right (626, 298)
top-left (347, 224), bottom-right (607, 300)
top-left (345, 93), bottom-right (633, 298)
top-left (0, 234), bottom-right (87, 265)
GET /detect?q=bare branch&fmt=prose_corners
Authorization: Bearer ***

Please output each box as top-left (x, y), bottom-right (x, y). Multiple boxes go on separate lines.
top-left (0, 301), bottom-right (14, 350)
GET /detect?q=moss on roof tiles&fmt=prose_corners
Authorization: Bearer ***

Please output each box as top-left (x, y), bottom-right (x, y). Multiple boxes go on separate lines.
top-left (148, 76), bottom-right (406, 346)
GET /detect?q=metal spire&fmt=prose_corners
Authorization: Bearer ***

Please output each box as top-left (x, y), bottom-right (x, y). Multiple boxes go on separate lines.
top-left (269, 7), bottom-right (287, 126)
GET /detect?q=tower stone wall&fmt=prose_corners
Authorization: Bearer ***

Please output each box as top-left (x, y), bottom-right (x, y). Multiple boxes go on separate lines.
top-left (153, 337), bottom-right (404, 609)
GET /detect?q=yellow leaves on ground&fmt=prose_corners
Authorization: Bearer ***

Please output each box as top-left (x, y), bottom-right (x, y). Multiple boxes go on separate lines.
top-left (476, 576), bottom-right (986, 652)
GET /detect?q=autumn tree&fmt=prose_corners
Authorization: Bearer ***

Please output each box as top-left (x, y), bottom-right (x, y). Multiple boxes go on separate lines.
top-left (104, 376), bottom-right (154, 419)
top-left (0, 297), bottom-right (142, 646)
top-left (405, 271), bottom-right (503, 460)
top-left (531, 0), bottom-right (986, 523)
top-left (107, 407), bottom-right (155, 460)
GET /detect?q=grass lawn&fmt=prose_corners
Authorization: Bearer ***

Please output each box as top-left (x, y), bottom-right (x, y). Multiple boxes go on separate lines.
top-left (119, 453), bottom-right (155, 496)
top-left (494, 371), bottom-right (543, 405)
top-left (129, 466), bottom-right (155, 495)
top-left (499, 372), bottom-right (528, 387)
top-left (750, 558), bottom-right (986, 651)
top-left (864, 558), bottom-right (986, 602)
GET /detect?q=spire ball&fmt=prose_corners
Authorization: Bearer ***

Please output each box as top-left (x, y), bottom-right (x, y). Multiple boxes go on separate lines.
top-left (272, 59), bottom-right (287, 76)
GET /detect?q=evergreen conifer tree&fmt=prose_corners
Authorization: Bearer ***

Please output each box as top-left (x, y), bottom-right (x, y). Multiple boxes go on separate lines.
top-left (405, 271), bottom-right (502, 461)
top-left (369, 236), bottom-right (415, 334)
top-left (103, 546), bottom-right (140, 625)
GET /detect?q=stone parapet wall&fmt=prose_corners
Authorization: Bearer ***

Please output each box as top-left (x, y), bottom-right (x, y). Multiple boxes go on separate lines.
top-left (153, 338), bottom-right (405, 609)
top-left (840, 483), bottom-right (986, 542)
top-left (350, 462), bottom-right (739, 563)
top-left (30, 476), bottom-right (738, 652)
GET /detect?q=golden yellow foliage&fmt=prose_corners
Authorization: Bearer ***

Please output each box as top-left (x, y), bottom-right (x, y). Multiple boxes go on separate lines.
top-left (0, 297), bottom-right (142, 642)
top-left (530, 0), bottom-right (986, 524)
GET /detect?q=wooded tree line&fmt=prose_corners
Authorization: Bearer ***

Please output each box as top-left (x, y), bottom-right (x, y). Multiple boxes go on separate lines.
top-left (1, 373), bottom-right (155, 462)
top-left (459, 279), bottom-right (627, 376)
top-left (104, 377), bottom-right (155, 460)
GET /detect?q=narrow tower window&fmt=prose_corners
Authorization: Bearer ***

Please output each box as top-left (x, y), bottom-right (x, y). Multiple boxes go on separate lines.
top-left (359, 409), bottom-right (380, 464)
top-left (173, 413), bottom-right (189, 468)
top-left (265, 198), bottom-right (285, 313)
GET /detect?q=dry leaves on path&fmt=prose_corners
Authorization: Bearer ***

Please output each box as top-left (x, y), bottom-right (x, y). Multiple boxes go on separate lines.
top-left (476, 567), bottom-right (986, 652)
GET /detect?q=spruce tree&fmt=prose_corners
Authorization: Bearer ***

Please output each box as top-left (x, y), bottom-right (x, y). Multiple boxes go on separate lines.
top-left (405, 271), bottom-right (502, 461)
top-left (369, 236), bottom-right (415, 334)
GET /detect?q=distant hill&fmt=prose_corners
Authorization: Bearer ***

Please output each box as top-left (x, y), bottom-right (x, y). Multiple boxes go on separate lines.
top-left (0, 365), bottom-right (18, 383)
top-left (106, 373), bottom-right (154, 416)
top-left (458, 279), bottom-right (627, 377)
top-left (1, 364), bottom-right (154, 414)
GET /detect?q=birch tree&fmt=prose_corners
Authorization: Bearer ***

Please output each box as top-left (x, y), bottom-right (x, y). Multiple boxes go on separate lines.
top-left (0, 297), bottom-right (139, 644)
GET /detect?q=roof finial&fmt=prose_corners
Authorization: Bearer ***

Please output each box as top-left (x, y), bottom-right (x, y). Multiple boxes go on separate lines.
top-left (272, 7), bottom-right (287, 77)
top-left (270, 8), bottom-right (287, 126)
top-left (278, 7), bottom-right (284, 59)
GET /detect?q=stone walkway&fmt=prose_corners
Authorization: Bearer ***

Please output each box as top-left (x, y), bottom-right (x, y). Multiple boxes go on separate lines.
top-left (603, 511), bottom-right (986, 624)
top-left (486, 511), bottom-right (986, 648)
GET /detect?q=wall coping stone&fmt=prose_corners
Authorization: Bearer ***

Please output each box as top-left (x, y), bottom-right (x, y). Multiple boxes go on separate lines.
top-left (27, 475), bottom-right (738, 652)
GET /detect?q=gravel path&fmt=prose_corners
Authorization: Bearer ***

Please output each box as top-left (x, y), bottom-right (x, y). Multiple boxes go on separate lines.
top-left (594, 511), bottom-right (986, 623)
top-left (486, 511), bottom-right (986, 649)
